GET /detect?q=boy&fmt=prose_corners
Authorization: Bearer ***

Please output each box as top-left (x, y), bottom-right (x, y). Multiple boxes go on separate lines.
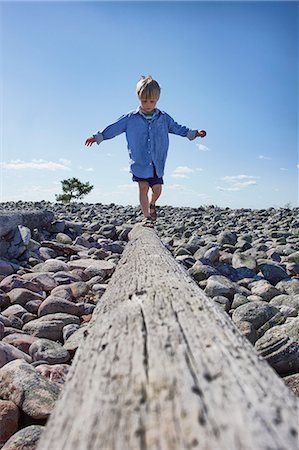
top-left (85, 76), bottom-right (207, 227)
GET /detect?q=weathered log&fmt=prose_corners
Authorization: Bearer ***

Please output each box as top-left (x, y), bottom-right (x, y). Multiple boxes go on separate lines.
top-left (37, 225), bottom-right (298, 450)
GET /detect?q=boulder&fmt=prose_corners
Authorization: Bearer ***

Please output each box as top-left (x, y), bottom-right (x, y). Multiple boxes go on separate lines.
top-left (0, 359), bottom-right (59, 419)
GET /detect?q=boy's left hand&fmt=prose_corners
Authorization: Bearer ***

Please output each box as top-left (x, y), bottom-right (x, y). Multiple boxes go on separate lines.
top-left (196, 130), bottom-right (207, 138)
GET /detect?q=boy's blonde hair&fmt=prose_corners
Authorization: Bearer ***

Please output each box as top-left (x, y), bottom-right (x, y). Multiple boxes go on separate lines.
top-left (136, 75), bottom-right (161, 100)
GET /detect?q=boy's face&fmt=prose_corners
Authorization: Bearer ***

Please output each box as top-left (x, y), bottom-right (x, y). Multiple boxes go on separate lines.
top-left (139, 96), bottom-right (159, 113)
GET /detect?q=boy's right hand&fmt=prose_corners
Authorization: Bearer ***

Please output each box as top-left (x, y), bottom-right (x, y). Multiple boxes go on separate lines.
top-left (85, 136), bottom-right (96, 146)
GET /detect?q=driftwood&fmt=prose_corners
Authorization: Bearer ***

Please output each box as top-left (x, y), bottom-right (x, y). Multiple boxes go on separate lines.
top-left (37, 225), bottom-right (298, 450)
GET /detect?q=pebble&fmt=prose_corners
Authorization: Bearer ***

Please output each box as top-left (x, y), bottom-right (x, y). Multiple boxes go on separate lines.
top-left (0, 201), bottom-right (298, 446)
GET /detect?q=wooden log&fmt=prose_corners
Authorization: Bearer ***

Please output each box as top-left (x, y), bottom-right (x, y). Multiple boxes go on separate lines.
top-left (37, 225), bottom-right (298, 450)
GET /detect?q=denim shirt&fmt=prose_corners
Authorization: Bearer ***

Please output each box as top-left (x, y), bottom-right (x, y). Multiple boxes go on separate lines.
top-left (93, 107), bottom-right (197, 178)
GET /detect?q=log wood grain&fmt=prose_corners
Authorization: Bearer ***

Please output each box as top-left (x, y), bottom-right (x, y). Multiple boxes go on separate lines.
top-left (37, 225), bottom-right (299, 450)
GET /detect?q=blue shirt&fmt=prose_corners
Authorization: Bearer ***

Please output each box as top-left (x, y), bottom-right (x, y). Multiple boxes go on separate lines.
top-left (93, 107), bottom-right (197, 178)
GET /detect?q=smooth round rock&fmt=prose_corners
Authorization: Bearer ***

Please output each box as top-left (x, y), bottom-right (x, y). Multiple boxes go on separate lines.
top-left (0, 359), bottom-right (59, 419)
top-left (232, 301), bottom-right (280, 330)
top-left (37, 296), bottom-right (80, 317)
top-left (255, 321), bottom-right (299, 375)
top-left (23, 313), bottom-right (80, 341)
top-left (21, 272), bottom-right (58, 292)
top-left (29, 338), bottom-right (70, 364)
top-left (250, 280), bottom-right (281, 302)
top-left (0, 342), bottom-right (32, 368)
top-left (2, 333), bottom-right (37, 354)
top-left (258, 262), bottom-right (290, 285)
top-left (32, 259), bottom-right (69, 273)
top-left (1, 425), bottom-right (44, 450)
top-left (7, 288), bottom-right (44, 307)
top-left (204, 275), bottom-right (238, 300)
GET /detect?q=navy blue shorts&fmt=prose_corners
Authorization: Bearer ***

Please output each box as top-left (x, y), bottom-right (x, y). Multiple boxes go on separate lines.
top-left (132, 166), bottom-right (164, 187)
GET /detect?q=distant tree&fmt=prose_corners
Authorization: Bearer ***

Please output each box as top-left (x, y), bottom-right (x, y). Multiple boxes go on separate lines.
top-left (55, 177), bottom-right (94, 203)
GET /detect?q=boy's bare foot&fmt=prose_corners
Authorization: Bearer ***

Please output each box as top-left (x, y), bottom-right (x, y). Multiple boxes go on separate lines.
top-left (149, 204), bottom-right (157, 221)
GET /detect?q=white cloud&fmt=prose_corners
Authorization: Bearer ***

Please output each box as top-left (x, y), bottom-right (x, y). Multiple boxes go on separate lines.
top-left (197, 144), bottom-right (211, 152)
top-left (171, 173), bottom-right (189, 179)
top-left (222, 175), bottom-right (259, 183)
top-left (79, 166), bottom-right (94, 172)
top-left (58, 158), bottom-right (71, 166)
top-left (167, 184), bottom-right (188, 191)
top-left (171, 166), bottom-right (195, 179)
top-left (0, 159), bottom-right (71, 171)
top-left (280, 167), bottom-right (288, 171)
top-left (117, 184), bottom-right (136, 190)
top-left (258, 155), bottom-right (272, 160)
top-left (217, 174), bottom-right (259, 192)
top-left (297, 164), bottom-right (299, 169)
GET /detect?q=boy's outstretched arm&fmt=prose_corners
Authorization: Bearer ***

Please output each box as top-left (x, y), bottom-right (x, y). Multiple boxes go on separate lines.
top-left (85, 113), bottom-right (129, 147)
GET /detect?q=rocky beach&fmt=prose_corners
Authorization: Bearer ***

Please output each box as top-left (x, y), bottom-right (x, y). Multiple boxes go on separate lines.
top-left (0, 201), bottom-right (298, 449)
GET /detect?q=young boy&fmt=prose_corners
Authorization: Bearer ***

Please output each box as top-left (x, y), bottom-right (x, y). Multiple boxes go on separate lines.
top-left (85, 76), bottom-right (207, 227)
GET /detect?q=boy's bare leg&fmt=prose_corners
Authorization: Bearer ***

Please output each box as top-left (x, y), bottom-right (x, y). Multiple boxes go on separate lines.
top-left (138, 181), bottom-right (150, 217)
top-left (150, 184), bottom-right (162, 205)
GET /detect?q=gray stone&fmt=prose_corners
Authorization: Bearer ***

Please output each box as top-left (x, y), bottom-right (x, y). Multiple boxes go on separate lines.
top-left (255, 319), bottom-right (299, 375)
top-left (212, 296), bottom-right (231, 312)
top-left (250, 280), bottom-right (281, 302)
top-left (21, 272), bottom-right (58, 292)
top-left (231, 293), bottom-right (249, 309)
top-left (29, 338), bottom-right (70, 364)
top-left (258, 262), bottom-right (290, 285)
top-left (276, 279), bottom-right (299, 295)
top-left (32, 259), bottom-right (70, 273)
top-left (0, 261), bottom-right (15, 277)
top-left (23, 313), bottom-right (80, 341)
top-left (1, 425), bottom-right (44, 450)
top-left (203, 246), bottom-right (220, 263)
top-left (234, 320), bottom-right (258, 344)
top-left (67, 258), bottom-right (115, 276)
top-left (63, 323), bottom-right (80, 342)
top-left (7, 288), bottom-right (44, 307)
top-left (0, 342), bottom-right (32, 368)
top-left (217, 231), bottom-right (237, 246)
top-left (286, 251), bottom-right (299, 263)
top-left (269, 294), bottom-right (299, 311)
top-left (188, 262), bottom-right (219, 282)
top-left (38, 296), bottom-right (80, 317)
top-left (232, 252), bottom-right (258, 272)
top-left (204, 275), bottom-right (238, 300)
top-left (0, 359), bottom-right (59, 419)
top-left (63, 326), bottom-right (88, 352)
top-left (232, 301), bottom-right (280, 330)
top-left (2, 304), bottom-right (28, 319)
top-left (56, 232), bottom-right (73, 245)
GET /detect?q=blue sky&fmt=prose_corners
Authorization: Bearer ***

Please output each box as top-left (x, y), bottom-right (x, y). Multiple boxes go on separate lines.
top-left (1, 1), bottom-right (298, 208)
